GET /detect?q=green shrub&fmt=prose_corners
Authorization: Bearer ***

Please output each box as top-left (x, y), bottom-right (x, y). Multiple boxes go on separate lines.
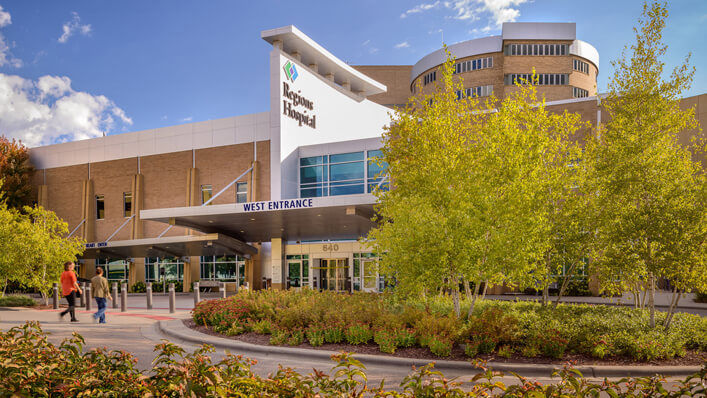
top-left (463, 340), bottom-right (479, 358)
top-left (520, 345), bottom-right (540, 358)
top-left (4, 322), bottom-right (706, 397)
top-left (269, 329), bottom-right (288, 345)
top-left (497, 345), bottom-right (514, 359)
top-left (694, 292), bottom-right (707, 303)
top-left (130, 281), bottom-right (146, 293)
top-left (190, 289), bottom-right (706, 361)
top-left (374, 330), bottom-right (397, 354)
top-left (252, 319), bottom-right (273, 334)
top-left (306, 326), bottom-right (325, 347)
top-left (538, 329), bottom-right (568, 359)
top-left (287, 329), bottom-right (304, 346)
top-left (0, 295), bottom-right (36, 307)
top-left (344, 324), bottom-right (372, 345)
top-left (428, 336), bottom-right (452, 357)
top-left (323, 325), bottom-right (345, 344)
top-left (395, 328), bottom-right (417, 348)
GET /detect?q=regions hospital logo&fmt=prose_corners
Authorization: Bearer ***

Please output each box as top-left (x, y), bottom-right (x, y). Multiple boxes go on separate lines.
top-left (283, 60), bottom-right (298, 82)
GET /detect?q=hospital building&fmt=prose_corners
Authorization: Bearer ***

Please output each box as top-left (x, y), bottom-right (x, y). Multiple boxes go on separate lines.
top-left (28, 23), bottom-right (706, 293)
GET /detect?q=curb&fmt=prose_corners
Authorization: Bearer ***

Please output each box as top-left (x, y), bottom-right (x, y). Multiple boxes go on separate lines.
top-left (158, 320), bottom-right (702, 378)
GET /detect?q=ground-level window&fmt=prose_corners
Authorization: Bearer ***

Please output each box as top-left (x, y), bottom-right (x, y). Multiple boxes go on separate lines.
top-left (201, 184), bottom-right (213, 205)
top-left (145, 257), bottom-right (184, 282)
top-left (95, 194), bottom-right (105, 220)
top-left (95, 258), bottom-right (129, 281)
top-left (200, 255), bottom-right (245, 285)
top-left (236, 182), bottom-right (248, 203)
top-left (286, 254), bottom-right (309, 288)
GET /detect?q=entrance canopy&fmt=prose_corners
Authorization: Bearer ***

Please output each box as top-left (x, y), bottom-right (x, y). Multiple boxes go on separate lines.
top-left (81, 233), bottom-right (257, 260)
top-left (140, 194), bottom-right (377, 243)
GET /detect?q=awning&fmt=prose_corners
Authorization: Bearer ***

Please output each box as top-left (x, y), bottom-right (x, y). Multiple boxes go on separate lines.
top-left (81, 233), bottom-right (257, 260)
top-left (140, 194), bottom-right (378, 243)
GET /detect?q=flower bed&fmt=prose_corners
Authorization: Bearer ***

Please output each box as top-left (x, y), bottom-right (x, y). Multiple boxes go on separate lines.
top-left (2, 322), bottom-right (706, 397)
top-left (192, 289), bottom-right (707, 361)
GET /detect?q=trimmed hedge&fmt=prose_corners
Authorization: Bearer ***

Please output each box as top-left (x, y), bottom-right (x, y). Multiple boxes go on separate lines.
top-left (193, 289), bottom-right (707, 361)
top-left (1, 322), bottom-right (706, 397)
top-left (0, 295), bottom-right (36, 307)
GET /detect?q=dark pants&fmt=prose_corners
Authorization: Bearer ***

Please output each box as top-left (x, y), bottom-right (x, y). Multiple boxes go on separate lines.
top-left (94, 297), bottom-right (107, 323)
top-left (60, 291), bottom-right (77, 320)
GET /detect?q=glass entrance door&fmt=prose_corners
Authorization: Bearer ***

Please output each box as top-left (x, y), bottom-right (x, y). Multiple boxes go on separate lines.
top-left (361, 259), bottom-right (378, 292)
top-left (318, 259), bottom-right (348, 292)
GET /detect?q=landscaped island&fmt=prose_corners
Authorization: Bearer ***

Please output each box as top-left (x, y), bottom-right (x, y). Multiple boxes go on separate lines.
top-left (192, 289), bottom-right (707, 363)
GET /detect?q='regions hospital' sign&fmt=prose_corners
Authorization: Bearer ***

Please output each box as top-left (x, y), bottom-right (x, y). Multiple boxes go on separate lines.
top-left (282, 60), bottom-right (316, 129)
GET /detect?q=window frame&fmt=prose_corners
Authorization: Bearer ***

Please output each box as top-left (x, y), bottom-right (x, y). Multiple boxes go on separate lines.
top-left (95, 194), bottom-right (105, 220)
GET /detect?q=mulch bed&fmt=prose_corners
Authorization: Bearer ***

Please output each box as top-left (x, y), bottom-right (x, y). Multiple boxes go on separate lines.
top-left (184, 319), bottom-right (707, 366)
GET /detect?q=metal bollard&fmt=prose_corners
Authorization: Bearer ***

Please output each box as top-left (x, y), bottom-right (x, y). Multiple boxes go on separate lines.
top-left (52, 283), bottom-right (59, 309)
top-left (220, 282), bottom-right (227, 298)
top-left (79, 282), bottom-right (86, 307)
top-left (120, 282), bottom-right (127, 312)
top-left (168, 283), bottom-right (175, 313)
top-left (193, 281), bottom-right (200, 305)
top-left (112, 282), bottom-right (119, 309)
top-left (146, 282), bottom-right (153, 310)
top-left (85, 282), bottom-right (92, 310)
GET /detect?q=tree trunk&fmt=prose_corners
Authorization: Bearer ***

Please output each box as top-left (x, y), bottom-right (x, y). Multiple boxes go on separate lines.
top-left (1, 278), bottom-right (6, 297)
top-left (466, 282), bottom-right (480, 319)
top-left (640, 285), bottom-right (648, 309)
top-left (463, 278), bottom-right (471, 300)
top-left (554, 263), bottom-right (577, 308)
top-left (541, 285), bottom-right (549, 307)
top-left (481, 280), bottom-right (488, 300)
top-left (41, 291), bottom-right (49, 307)
top-left (451, 277), bottom-right (461, 318)
top-left (648, 273), bottom-right (656, 328)
top-left (663, 286), bottom-right (682, 330)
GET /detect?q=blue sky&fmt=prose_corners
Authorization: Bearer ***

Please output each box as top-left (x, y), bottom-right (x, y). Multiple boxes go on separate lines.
top-left (0, 0), bottom-right (705, 146)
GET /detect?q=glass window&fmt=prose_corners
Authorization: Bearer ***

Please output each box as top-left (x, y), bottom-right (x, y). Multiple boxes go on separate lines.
top-left (95, 195), bottom-right (105, 220)
top-left (201, 185), bottom-right (212, 205)
top-left (300, 156), bottom-right (326, 166)
top-left (96, 258), bottom-right (129, 281)
top-left (123, 192), bottom-right (132, 218)
top-left (330, 152), bottom-right (363, 163)
top-left (286, 255), bottom-right (309, 288)
top-left (236, 182), bottom-right (248, 203)
top-left (330, 162), bottom-right (364, 181)
top-left (300, 165), bottom-right (327, 184)
top-left (200, 255), bottom-right (246, 283)
top-left (145, 257), bottom-right (184, 282)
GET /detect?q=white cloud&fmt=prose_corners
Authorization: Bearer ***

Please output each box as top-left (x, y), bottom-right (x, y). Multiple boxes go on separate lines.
top-left (0, 73), bottom-right (132, 147)
top-left (180, 116), bottom-right (193, 122)
top-left (0, 5), bottom-right (22, 68)
top-left (404, 0), bottom-right (528, 28)
top-left (58, 12), bottom-right (92, 44)
top-left (401, 1), bottom-right (440, 18)
top-left (362, 39), bottom-right (371, 46)
top-left (394, 41), bottom-right (410, 49)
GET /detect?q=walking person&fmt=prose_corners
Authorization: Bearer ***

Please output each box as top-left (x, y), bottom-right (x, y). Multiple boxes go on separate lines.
top-left (91, 267), bottom-right (112, 324)
top-left (59, 261), bottom-right (82, 322)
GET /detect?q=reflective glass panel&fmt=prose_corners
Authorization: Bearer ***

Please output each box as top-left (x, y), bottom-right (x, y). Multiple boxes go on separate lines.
top-left (330, 162), bottom-right (364, 181)
top-left (329, 152), bottom-right (363, 163)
